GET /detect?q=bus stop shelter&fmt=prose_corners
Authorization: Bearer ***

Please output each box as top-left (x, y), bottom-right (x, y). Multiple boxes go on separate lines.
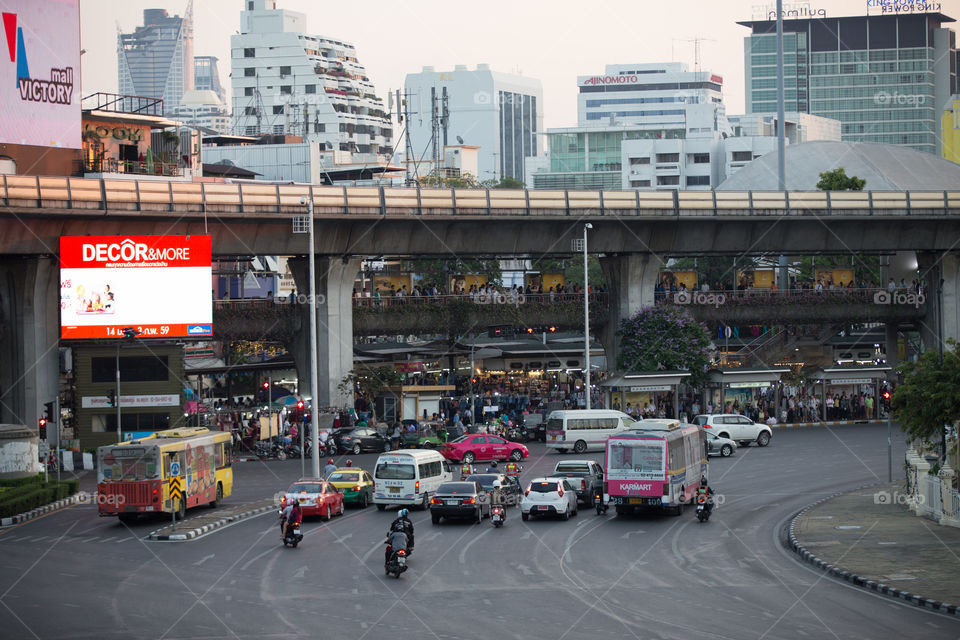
top-left (601, 371), bottom-right (691, 421)
top-left (811, 366), bottom-right (892, 421)
top-left (707, 368), bottom-right (789, 419)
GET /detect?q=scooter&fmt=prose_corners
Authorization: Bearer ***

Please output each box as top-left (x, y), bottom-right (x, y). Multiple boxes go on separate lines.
top-left (696, 495), bottom-right (711, 523)
top-left (594, 491), bottom-right (608, 515)
top-left (490, 504), bottom-right (505, 527)
top-left (280, 514), bottom-right (303, 547)
top-left (384, 546), bottom-right (408, 578)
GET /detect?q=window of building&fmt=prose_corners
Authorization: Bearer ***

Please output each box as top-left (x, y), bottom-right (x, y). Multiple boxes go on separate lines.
top-left (244, 106), bottom-right (257, 115)
top-left (273, 105), bottom-right (284, 114)
top-left (732, 151), bottom-right (753, 162)
top-left (94, 412), bottom-right (171, 433)
top-left (656, 153), bottom-right (679, 163)
top-left (692, 153), bottom-right (710, 164)
top-left (313, 122), bottom-right (325, 133)
top-left (304, 84), bottom-right (316, 94)
top-left (630, 157), bottom-right (650, 165)
top-left (91, 355), bottom-right (169, 383)
top-left (280, 85), bottom-right (292, 95)
top-left (244, 68), bottom-right (256, 77)
top-left (280, 65), bottom-right (291, 76)
top-left (631, 179), bottom-right (651, 187)
top-left (686, 175), bottom-right (711, 186)
top-left (244, 87), bottom-right (254, 97)
top-left (273, 124), bottom-right (284, 134)
top-left (244, 47), bottom-right (255, 58)
top-left (657, 175), bottom-right (680, 186)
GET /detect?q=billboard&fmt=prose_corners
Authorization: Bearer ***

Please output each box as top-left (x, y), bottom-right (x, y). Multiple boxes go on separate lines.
top-left (60, 235), bottom-right (212, 339)
top-left (0, 0), bottom-right (81, 149)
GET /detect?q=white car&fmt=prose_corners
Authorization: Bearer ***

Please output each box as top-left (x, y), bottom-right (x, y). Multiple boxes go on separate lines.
top-left (521, 477), bottom-right (579, 521)
top-left (693, 414), bottom-right (772, 447)
top-left (705, 432), bottom-right (737, 457)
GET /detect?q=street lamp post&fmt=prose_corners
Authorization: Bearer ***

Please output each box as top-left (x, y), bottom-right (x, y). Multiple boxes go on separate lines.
top-left (300, 196), bottom-right (321, 479)
top-left (583, 223), bottom-right (593, 410)
top-left (116, 327), bottom-right (140, 443)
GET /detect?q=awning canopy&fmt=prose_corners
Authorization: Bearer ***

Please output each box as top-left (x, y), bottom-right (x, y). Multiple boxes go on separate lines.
top-left (811, 365), bottom-right (892, 384)
top-left (707, 367), bottom-right (790, 386)
top-left (601, 371), bottom-right (692, 388)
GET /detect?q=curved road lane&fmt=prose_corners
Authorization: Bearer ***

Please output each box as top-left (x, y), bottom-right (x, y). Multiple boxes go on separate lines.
top-left (0, 425), bottom-right (957, 639)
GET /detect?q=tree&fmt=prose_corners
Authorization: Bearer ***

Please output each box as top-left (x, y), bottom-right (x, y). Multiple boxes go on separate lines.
top-left (480, 176), bottom-right (526, 189)
top-left (419, 172), bottom-right (480, 188)
top-left (564, 255), bottom-right (606, 288)
top-left (616, 305), bottom-right (713, 387)
top-left (338, 365), bottom-right (405, 415)
top-left (816, 168), bottom-right (866, 191)
top-left (891, 340), bottom-right (960, 455)
top-left (666, 256), bottom-right (756, 290)
top-left (402, 258), bottom-right (502, 289)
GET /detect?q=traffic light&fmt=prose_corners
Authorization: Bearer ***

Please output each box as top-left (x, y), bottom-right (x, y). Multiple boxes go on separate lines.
top-left (296, 400), bottom-right (304, 410)
top-left (43, 401), bottom-right (55, 425)
top-left (263, 381), bottom-right (269, 389)
top-left (121, 327), bottom-right (139, 339)
top-left (106, 389), bottom-right (116, 407)
top-left (525, 327), bottom-right (535, 335)
top-left (38, 417), bottom-right (47, 440)
top-left (882, 391), bottom-right (891, 400)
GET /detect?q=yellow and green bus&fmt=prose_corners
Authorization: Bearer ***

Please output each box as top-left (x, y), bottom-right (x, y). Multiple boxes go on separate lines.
top-left (97, 427), bottom-right (233, 522)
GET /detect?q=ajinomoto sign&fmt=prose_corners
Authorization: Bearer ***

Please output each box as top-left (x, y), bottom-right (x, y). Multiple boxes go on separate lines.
top-left (59, 235), bottom-right (212, 339)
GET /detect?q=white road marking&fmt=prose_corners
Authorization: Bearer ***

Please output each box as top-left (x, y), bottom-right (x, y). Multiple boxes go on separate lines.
top-left (193, 553), bottom-right (215, 566)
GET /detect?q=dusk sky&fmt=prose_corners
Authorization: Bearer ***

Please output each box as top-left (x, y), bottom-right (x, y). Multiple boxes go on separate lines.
top-left (79, 0), bottom-right (947, 129)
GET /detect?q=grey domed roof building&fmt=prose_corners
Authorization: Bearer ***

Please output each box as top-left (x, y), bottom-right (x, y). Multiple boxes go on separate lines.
top-left (717, 141), bottom-right (960, 192)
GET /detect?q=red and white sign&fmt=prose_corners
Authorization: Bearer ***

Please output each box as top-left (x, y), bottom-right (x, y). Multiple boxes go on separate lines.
top-left (59, 235), bottom-right (212, 339)
top-left (580, 75), bottom-right (639, 86)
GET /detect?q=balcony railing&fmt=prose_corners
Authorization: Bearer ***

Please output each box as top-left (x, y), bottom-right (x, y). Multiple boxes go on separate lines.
top-left (81, 156), bottom-right (182, 177)
top-left (82, 92), bottom-right (163, 116)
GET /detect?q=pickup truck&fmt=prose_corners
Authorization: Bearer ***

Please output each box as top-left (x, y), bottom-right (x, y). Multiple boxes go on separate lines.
top-left (552, 459), bottom-right (604, 506)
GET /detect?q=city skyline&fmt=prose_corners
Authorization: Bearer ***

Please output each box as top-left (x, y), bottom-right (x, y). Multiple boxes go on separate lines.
top-left (79, 0), bottom-right (889, 132)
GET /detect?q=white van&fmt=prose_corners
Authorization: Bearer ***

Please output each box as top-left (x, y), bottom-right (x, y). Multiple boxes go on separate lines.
top-left (373, 449), bottom-right (455, 510)
top-left (544, 409), bottom-right (637, 453)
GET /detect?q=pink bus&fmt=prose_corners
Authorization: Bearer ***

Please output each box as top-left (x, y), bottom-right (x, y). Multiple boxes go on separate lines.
top-left (604, 420), bottom-right (706, 516)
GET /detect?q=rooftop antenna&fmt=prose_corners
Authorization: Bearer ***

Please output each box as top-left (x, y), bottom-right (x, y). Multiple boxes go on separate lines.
top-left (675, 37), bottom-right (716, 73)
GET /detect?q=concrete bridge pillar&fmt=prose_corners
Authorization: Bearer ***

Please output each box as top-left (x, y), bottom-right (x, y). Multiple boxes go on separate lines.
top-left (599, 254), bottom-right (663, 368)
top-left (919, 252), bottom-right (960, 354)
top-left (289, 257), bottom-right (363, 409)
top-left (0, 257), bottom-right (60, 429)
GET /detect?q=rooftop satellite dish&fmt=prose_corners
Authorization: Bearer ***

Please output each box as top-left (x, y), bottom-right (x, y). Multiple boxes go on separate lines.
top-left (456, 136), bottom-right (464, 145)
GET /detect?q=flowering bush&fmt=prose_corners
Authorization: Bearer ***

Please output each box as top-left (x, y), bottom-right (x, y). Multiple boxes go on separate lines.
top-left (616, 305), bottom-right (712, 387)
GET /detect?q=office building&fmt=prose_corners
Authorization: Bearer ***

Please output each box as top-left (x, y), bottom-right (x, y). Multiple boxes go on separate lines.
top-left (404, 65), bottom-right (543, 182)
top-left (117, 5), bottom-right (194, 116)
top-left (528, 62), bottom-right (732, 189)
top-left (194, 56), bottom-right (227, 105)
top-left (230, 1), bottom-right (392, 158)
top-left (171, 90), bottom-right (232, 134)
top-left (738, 12), bottom-right (959, 155)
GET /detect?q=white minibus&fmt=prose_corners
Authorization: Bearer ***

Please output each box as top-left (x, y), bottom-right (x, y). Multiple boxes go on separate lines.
top-left (373, 449), bottom-right (454, 510)
top-left (544, 409), bottom-right (637, 453)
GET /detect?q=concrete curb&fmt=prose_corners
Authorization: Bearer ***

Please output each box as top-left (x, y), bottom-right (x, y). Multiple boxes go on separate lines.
top-left (773, 420), bottom-right (886, 429)
top-left (0, 493), bottom-right (84, 527)
top-left (785, 486), bottom-right (960, 618)
top-left (148, 502), bottom-right (276, 541)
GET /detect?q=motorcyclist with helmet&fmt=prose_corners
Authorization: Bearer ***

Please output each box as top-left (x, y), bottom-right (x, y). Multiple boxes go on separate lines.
top-left (696, 475), bottom-right (715, 516)
top-left (384, 526), bottom-right (409, 567)
top-left (323, 458), bottom-right (337, 478)
top-left (485, 460), bottom-right (500, 473)
top-left (389, 508), bottom-right (415, 553)
top-left (280, 496), bottom-right (302, 541)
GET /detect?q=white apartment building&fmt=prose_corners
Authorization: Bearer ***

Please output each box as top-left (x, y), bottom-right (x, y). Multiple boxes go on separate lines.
top-left (230, 0), bottom-right (392, 158)
top-left (172, 90), bottom-right (232, 134)
top-left (404, 65), bottom-right (543, 182)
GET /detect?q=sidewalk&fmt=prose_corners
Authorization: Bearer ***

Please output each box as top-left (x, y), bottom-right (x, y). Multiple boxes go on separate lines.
top-left (789, 483), bottom-right (960, 615)
top-left (773, 419), bottom-right (886, 429)
top-left (148, 497), bottom-right (276, 541)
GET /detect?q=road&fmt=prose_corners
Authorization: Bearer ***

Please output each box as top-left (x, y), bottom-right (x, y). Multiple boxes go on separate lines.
top-left (1, 424), bottom-right (958, 639)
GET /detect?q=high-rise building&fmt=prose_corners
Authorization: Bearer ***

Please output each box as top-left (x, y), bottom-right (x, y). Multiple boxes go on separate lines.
top-left (738, 12), bottom-right (959, 155)
top-left (171, 90), bottom-right (232, 134)
top-left (230, 0), bottom-right (392, 157)
top-left (194, 56), bottom-right (227, 105)
top-left (404, 65), bottom-right (543, 182)
top-left (117, 4), bottom-right (194, 116)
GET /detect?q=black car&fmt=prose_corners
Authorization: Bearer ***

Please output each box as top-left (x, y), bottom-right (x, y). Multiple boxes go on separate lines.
top-left (337, 427), bottom-right (389, 454)
top-left (429, 481), bottom-right (490, 524)
top-left (465, 473), bottom-right (522, 507)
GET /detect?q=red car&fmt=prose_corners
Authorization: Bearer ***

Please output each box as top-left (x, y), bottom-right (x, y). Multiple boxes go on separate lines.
top-left (440, 434), bottom-right (529, 465)
top-left (282, 478), bottom-right (344, 520)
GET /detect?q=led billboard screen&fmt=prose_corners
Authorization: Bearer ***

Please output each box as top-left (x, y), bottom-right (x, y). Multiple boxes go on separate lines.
top-left (60, 235), bottom-right (212, 339)
top-left (1, 0), bottom-right (81, 148)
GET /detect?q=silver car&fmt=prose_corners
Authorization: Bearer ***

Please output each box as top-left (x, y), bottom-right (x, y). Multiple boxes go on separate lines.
top-left (705, 432), bottom-right (737, 457)
top-left (521, 477), bottom-right (579, 521)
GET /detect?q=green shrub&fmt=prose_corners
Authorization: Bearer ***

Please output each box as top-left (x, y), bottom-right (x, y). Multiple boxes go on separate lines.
top-left (0, 480), bottom-right (80, 518)
top-left (0, 474), bottom-right (43, 488)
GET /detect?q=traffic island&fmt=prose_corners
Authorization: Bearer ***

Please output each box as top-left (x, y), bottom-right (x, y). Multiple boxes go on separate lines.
top-left (148, 497), bottom-right (276, 541)
top-left (788, 483), bottom-right (960, 616)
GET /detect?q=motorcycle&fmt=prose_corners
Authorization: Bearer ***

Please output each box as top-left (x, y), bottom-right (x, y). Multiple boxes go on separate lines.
top-left (490, 504), bottom-right (505, 528)
top-left (696, 495), bottom-right (711, 523)
top-left (384, 545), bottom-right (408, 578)
top-left (594, 491), bottom-right (608, 515)
top-left (280, 513), bottom-right (303, 547)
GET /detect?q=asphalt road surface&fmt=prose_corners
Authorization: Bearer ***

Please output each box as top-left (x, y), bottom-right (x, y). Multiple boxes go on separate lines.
top-left (2, 424), bottom-right (958, 639)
